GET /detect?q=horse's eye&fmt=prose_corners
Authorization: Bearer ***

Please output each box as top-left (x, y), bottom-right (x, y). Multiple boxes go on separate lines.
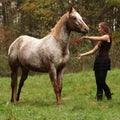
top-left (73, 17), bottom-right (76, 20)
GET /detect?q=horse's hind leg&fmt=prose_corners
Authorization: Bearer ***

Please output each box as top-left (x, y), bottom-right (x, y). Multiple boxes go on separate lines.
top-left (16, 67), bottom-right (29, 101)
top-left (10, 66), bottom-right (18, 102)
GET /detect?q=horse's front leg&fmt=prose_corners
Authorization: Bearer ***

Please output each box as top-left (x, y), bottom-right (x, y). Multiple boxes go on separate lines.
top-left (49, 65), bottom-right (61, 105)
top-left (56, 65), bottom-right (65, 104)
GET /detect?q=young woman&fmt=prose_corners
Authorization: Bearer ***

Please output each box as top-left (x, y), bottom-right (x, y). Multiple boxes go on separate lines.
top-left (76, 22), bottom-right (112, 101)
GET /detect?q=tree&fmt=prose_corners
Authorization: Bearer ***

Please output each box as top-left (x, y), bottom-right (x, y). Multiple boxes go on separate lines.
top-left (0, 0), bottom-right (120, 76)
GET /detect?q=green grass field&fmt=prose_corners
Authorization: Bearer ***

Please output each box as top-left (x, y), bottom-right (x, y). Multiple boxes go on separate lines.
top-left (0, 69), bottom-right (120, 120)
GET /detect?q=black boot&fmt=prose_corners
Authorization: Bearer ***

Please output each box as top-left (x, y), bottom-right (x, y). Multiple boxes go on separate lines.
top-left (106, 93), bottom-right (112, 100)
top-left (96, 94), bottom-right (103, 101)
top-left (105, 91), bottom-right (112, 100)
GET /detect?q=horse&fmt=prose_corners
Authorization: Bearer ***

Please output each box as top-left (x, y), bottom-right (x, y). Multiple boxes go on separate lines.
top-left (8, 7), bottom-right (89, 104)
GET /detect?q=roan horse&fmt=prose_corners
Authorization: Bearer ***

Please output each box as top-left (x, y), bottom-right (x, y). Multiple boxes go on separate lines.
top-left (8, 7), bottom-right (89, 104)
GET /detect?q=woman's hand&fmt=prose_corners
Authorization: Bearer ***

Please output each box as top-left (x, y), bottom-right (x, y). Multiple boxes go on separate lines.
top-left (79, 36), bottom-right (88, 41)
top-left (76, 54), bottom-right (82, 60)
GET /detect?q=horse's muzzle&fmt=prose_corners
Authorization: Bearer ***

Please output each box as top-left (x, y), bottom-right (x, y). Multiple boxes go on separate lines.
top-left (82, 28), bottom-right (89, 35)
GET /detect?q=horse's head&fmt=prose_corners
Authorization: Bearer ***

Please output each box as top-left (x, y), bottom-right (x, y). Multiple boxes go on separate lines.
top-left (66, 7), bottom-right (89, 34)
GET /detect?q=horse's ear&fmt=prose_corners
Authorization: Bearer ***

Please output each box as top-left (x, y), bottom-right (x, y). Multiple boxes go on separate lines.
top-left (69, 6), bottom-right (76, 14)
top-left (69, 6), bottom-right (73, 13)
top-left (69, 6), bottom-right (72, 13)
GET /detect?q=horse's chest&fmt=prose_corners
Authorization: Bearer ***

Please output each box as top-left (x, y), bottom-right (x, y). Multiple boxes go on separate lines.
top-left (58, 52), bottom-right (69, 65)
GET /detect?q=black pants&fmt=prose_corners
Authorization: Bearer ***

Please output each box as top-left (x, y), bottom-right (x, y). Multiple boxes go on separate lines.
top-left (94, 70), bottom-right (111, 100)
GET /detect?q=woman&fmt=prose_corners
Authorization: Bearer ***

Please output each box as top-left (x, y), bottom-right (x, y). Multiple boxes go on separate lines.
top-left (76, 22), bottom-right (112, 101)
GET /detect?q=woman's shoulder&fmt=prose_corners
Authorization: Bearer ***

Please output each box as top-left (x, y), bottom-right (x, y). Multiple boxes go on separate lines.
top-left (102, 34), bottom-right (110, 42)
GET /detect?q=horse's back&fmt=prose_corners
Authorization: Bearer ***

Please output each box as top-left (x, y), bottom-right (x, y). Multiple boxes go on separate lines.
top-left (8, 35), bottom-right (39, 54)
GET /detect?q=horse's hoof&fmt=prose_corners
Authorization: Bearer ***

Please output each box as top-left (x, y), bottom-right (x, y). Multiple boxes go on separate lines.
top-left (57, 101), bottom-right (62, 105)
top-left (11, 99), bottom-right (14, 103)
top-left (16, 97), bottom-right (19, 101)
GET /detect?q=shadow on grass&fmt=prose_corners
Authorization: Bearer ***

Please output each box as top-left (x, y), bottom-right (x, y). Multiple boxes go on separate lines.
top-left (0, 95), bottom-right (74, 108)
top-left (18, 99), bottom-right (56, 107)
top-left (0, 99), bottom-right (55, 108)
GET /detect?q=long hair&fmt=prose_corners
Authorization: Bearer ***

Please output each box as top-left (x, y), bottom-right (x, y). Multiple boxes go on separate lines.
top-left (99, 22), bottom-right (112, 37)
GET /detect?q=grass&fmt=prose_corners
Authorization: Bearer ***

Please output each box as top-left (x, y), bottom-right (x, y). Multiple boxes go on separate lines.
top-left (0, 69), bottom-right (120, 120)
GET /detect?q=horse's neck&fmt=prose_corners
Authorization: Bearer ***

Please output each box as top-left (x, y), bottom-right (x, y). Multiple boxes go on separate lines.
top-left (51, 13), bottom-right (70, 43)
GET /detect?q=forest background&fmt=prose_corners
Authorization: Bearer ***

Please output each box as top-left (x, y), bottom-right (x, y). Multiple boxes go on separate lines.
top-left (0, 0), bottom-right (120, 76)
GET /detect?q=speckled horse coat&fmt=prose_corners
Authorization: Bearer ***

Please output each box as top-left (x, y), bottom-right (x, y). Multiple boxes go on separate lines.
top-left (8, 7), bottom-right (89, 104)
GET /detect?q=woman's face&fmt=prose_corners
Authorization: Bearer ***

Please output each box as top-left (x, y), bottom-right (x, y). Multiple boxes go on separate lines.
top-left (98, 25), bottom-right (103, 35)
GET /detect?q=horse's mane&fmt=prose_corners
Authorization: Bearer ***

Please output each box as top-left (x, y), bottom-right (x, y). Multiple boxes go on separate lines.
top-left (51, 12), bottom-right (69, 40)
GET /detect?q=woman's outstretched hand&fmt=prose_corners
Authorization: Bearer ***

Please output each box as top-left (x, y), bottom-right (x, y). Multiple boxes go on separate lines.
top-left (76, 54), bottom-right (82, 60)
top-left (79, 36), bottom-right (88, 41)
